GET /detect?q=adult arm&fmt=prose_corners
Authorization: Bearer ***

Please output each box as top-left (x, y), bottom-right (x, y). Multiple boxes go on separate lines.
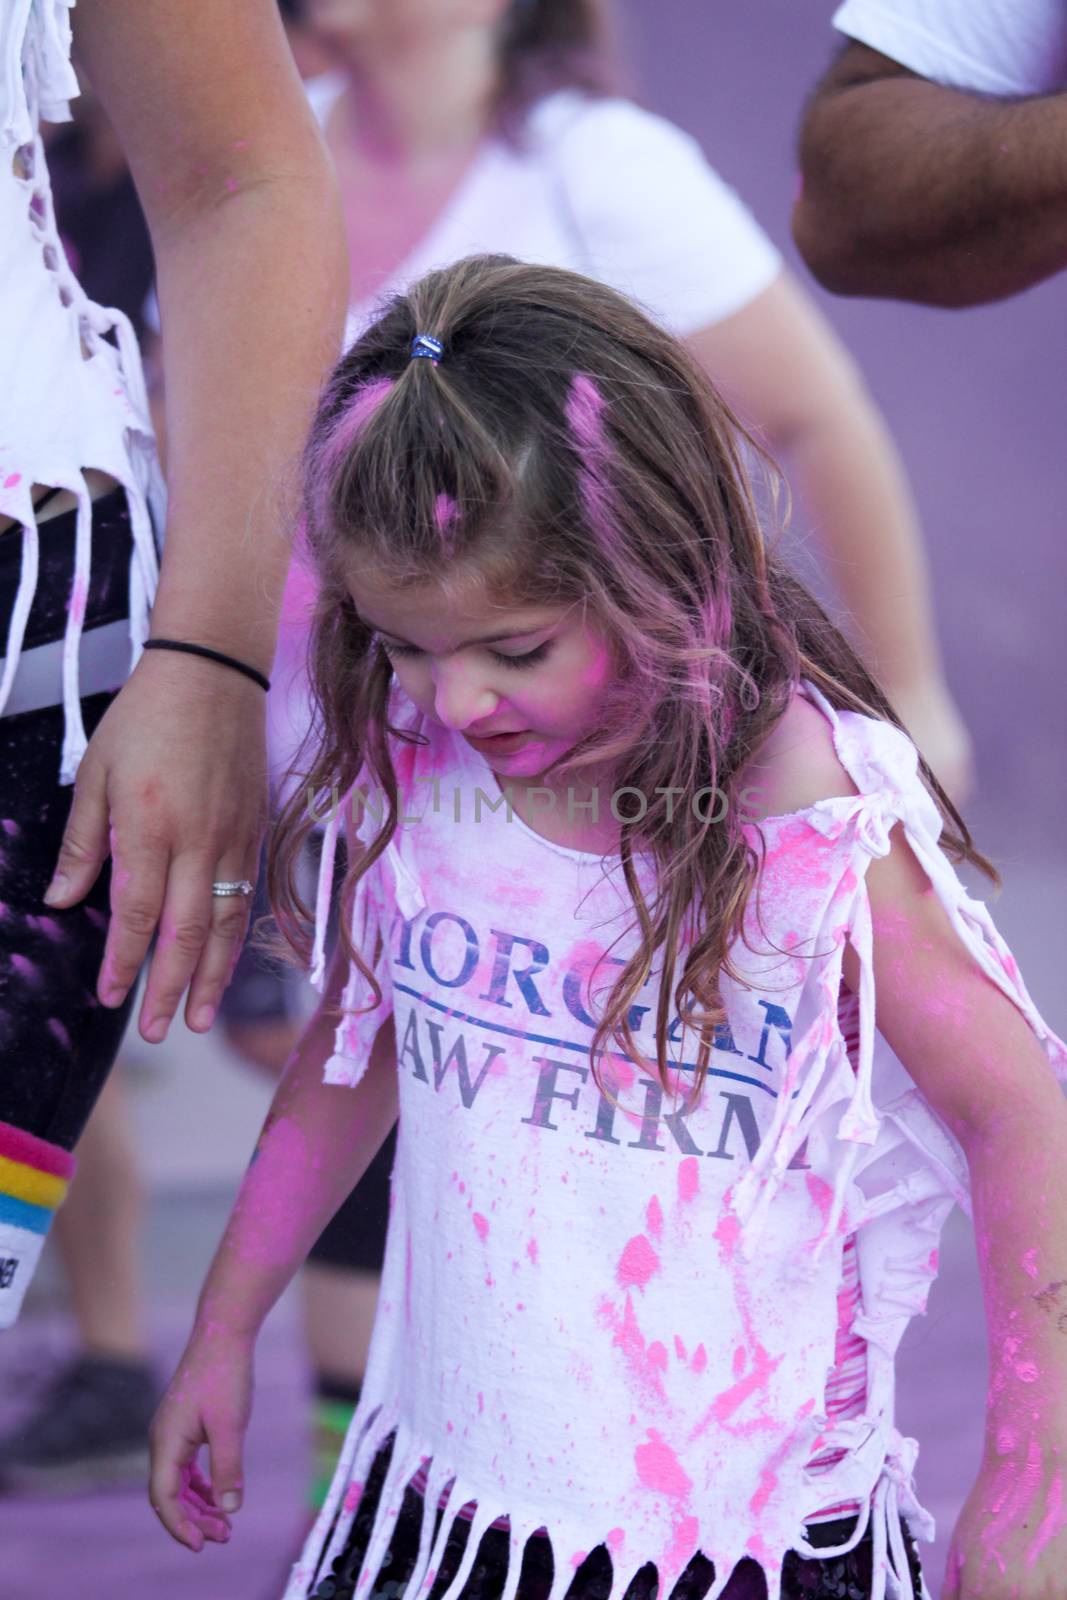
top-left (687, 272), bottom-right (973, 800)
top-left (44, 0), bottom-right (348, 1042)
top-left (793, 41), bottom-right (1067, 305)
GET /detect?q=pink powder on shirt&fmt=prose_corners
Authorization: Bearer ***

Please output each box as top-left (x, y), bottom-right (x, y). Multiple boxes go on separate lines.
top-left (527, 1237), bottom-right (539, 1266)
top-left (692, 1344), bottom-right (707, 1374)
top-left (3, 473), bottom-right (21, 488)
top-left (616, 1233), bottom-right (660, 1290)
top-left (646, 1196), bottom-right (663, 1238)
top-left (634, 1430), bottom-right (692, 1501)
top-left (674, 1336), bottom-right (688, 1363)
top-left (473, 1213), bottom-right (490, 1242)
top-left (678, 1157), bottom-right (699, 1203)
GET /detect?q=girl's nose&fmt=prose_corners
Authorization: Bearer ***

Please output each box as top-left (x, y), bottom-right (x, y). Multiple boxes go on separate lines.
top-left (431, 661), bottom-right (499, 731)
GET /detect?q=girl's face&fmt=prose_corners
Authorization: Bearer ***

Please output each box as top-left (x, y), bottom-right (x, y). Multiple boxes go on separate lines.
top-left (347, 567), bottom-right (618, 787)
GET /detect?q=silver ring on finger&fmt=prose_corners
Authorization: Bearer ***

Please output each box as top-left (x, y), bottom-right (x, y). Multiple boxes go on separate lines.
top-left (211, 879), bottom-right (255, 898)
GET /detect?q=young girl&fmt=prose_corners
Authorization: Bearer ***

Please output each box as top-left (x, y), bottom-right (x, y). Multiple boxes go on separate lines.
top-left (150, 256), bottom-right (1067, 1600)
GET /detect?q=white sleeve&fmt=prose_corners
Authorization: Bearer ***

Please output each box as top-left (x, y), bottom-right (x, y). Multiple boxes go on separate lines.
top-left (832, 0), bottom-right (1067, 96)
top-left (542, 96), bottom-right (782, 338)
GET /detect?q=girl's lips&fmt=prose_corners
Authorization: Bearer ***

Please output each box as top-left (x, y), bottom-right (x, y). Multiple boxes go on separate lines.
top-left (465, 729), bottom-right (533, 753)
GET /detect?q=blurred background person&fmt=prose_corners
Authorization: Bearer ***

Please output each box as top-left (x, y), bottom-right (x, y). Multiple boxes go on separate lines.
top-left (792, 1), bottom-right (1067, 306)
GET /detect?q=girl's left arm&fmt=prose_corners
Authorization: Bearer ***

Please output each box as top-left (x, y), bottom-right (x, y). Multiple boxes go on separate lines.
top-left (842, 827), bottom-right (1067, 1596)
top-left (686, 272), bottom-right (973, 803)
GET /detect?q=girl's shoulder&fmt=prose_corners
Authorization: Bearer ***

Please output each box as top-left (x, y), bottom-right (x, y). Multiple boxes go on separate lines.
top-left (739, 683), bottom-right (861, 823)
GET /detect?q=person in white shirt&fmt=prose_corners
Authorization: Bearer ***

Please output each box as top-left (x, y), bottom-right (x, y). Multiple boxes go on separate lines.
top-left (793, 0), bottom-right (1067, 304)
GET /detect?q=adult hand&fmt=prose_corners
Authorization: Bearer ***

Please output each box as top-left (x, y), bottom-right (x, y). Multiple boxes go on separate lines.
top-left (43, 648), bottom-right (269, 1043)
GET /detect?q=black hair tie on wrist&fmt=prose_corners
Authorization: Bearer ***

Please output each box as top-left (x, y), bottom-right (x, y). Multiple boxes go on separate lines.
top-left (141, 638), bottom-right (271, 692)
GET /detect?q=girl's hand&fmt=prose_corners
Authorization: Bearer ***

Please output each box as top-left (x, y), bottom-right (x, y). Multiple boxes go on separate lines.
top-left (149, 1324), bottom-right (255, 1552)
top-left (943, 1444), bottom-right (1067, 1600)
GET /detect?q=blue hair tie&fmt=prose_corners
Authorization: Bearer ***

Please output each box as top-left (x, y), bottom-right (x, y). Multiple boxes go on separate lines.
top-left (411, 334), bottom-right (444, 365)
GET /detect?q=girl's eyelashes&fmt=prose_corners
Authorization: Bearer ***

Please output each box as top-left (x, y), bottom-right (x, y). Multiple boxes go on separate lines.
top-left (379, 640), bottom-right (553, 670)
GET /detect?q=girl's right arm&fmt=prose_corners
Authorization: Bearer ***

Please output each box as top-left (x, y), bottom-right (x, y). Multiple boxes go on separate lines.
top-left (148, 946), bottom-right (398, 1552)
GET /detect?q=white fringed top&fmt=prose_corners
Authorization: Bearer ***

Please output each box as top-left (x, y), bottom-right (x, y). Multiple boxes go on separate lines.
top-left (0, 0), bottom-right (161, 778)
top-left (288, 680), bottom-right (1067, 1600)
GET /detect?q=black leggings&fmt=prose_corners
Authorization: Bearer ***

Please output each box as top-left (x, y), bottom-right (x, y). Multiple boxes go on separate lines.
top-left (0, 490), bottom-right (139, 1149)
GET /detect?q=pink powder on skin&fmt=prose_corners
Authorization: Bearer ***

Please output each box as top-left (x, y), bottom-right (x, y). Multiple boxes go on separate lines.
top-left (233, 1117), bottom-right (324, 1267)
top-left (1026, 1469), bottom-right (1066, 1567)
top-left (473, 1213), bottom-right (490, 1242)
top-left (678, 1157), bottom-right (699, 1203)
top-left (977, 1432), bottom-right (1045, 1581)
top-left (616, 1233), bottom-right (660, 1291)
top-left (634, 1429), bottom-right (692, 1498)
top-left (1021, 1247), bottom-right (1040, 1280)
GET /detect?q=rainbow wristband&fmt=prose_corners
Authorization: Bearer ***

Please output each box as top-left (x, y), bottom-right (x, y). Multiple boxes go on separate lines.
top-left (0, 1122), bottom-right (75, 1329)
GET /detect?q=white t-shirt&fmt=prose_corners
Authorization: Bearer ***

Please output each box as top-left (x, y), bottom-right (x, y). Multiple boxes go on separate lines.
top-left (833, 0), bottom-right (1067, 95)
top-left (285, 678), bottom-right (1067, 1600)
top-left (307, 77), bottom-right (783, 343)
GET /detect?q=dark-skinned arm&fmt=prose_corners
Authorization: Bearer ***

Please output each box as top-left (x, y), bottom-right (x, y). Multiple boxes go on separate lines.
top-left (793, 41), bottom-right (1067, 306)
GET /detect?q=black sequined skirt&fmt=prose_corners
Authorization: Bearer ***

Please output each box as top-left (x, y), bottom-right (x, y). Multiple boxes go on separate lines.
top-left (307, 1437), bottom-right (924, 1600)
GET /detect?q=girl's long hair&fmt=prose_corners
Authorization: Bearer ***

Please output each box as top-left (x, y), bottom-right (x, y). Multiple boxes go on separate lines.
top-left (270, 253), bottom-right (996, 1101)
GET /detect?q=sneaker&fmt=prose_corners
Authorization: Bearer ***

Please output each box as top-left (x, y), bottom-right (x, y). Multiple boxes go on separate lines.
top-left (0, 1353), bottom-right (157, 1495)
